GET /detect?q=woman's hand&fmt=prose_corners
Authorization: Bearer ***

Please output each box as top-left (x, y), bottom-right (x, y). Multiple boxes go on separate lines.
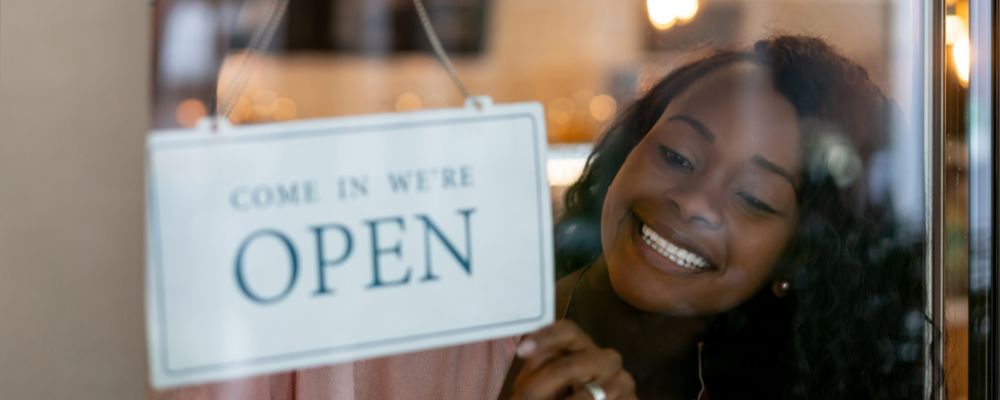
top-left (511, 320), bottom-right (636, 400)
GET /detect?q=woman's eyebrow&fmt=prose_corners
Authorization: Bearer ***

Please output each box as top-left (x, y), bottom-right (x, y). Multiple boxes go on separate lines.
top-left (751, 154), bottom-right (797, 188)
top-left (666, 115), bottom-right (715, 142)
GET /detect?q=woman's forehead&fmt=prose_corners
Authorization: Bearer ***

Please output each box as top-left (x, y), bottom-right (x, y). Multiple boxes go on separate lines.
top-left (668, 63), bottom-right (784, 114)
top-left (657, 63), bottom-right (802, 171)
top-left (669, 64), bottom-right (797, 131)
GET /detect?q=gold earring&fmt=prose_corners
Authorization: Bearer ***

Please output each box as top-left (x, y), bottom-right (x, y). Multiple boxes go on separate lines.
top-left (772, 279), bottom-right (791, 297)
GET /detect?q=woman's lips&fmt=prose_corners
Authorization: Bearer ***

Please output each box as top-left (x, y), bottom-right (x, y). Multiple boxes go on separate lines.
top-left (630, 213), bottom-right (717, 276)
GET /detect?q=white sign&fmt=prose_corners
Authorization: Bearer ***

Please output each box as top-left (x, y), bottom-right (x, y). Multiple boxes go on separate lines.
top-left (146, 101), bottom-right (554, 388)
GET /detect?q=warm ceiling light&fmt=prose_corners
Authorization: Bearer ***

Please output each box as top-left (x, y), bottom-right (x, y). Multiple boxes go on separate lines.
top-left (952, 35), bottom-right (970, 87)
top-left (945, 15), bottom-right (965, 45)
top-left (945, 11), bottom-right (970, 87)
top-left (647, 0), bottom-right (699, 30)
top-left (647, 0), bottom-right (677, 30)
top-left (676, 0), bottom-right (699, 21)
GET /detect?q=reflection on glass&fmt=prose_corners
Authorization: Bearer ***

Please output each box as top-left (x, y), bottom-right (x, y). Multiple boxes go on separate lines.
top-left (152, 0), bottom-right (934, 398)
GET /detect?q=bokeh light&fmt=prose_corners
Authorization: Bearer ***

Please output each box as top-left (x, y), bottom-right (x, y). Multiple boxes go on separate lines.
top-left (175, 98), bottom-right (207, 128)
top-left (273, 97), bottom-right (298, 120)
top-left (946, 12), bottom-right (970, 87)
top-left (547, 97), bottom-right (576, 127)
top-left (589, 94), bottom-right (617, 122)
top-left (952, 35), bottom-right (970, 86)
top-left (647, 0), bottom-right (699, 31)
top-left (395, 92), bottom-right (424, 111)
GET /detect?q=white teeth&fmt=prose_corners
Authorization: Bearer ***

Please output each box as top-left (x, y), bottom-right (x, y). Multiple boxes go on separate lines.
top-left (640, 224), bottom-right (710, 271)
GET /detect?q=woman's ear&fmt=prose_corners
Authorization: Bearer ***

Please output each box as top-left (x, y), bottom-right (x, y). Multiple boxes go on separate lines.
top-left (771, 278), bottom-right (792, 298)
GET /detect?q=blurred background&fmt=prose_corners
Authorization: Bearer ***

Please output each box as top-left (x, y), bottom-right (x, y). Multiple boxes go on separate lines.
top-left (151, 0), bottom-right (927, 225)
top-left (0, 0), bottom-right (985, 398)
top-left (153, 0), bottom-right (911, 136)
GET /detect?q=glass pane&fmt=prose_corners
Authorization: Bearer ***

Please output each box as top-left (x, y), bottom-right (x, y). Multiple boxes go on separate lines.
top-left (942, 0), bottom-right (970, 396)
top-left (150, 1), bottom-right (935, 398)
top-left (949, 0), bottom-right (995, 398)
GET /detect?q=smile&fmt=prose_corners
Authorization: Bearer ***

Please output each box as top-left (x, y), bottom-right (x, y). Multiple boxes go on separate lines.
top-left (638, 222), bottom-right (712, 272)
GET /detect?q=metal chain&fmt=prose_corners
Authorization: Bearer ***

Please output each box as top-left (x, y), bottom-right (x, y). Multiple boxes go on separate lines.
top-left (216, 0), bottom-right (290, 120)
top-left (412, 0), bottom-right (475, 103)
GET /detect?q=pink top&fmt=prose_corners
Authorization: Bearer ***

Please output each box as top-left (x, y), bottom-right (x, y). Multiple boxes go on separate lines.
top-left (151, 338), bottom-right (518, 400)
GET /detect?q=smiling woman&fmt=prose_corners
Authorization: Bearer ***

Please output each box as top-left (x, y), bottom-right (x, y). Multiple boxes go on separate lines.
top-left (540, 36), bottom-right (929, 399)
top-left (601, 63), bottom-right (801, 316)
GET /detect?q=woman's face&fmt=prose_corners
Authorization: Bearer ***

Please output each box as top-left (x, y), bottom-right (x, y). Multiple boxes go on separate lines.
top-left (601, 63), bottom-right (802, 315)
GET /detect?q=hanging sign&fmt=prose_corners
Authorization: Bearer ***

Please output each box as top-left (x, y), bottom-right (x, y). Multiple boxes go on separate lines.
top-left (146, 100), bottom-right (554, 388)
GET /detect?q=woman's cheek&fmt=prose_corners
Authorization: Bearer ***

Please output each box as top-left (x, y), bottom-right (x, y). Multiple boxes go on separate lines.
top-left (710, 267), bottom-right (764, 309)
top-left (724, 223), bottom-right (795, 293)
top-left (733, 216), bottom-right (792, 254)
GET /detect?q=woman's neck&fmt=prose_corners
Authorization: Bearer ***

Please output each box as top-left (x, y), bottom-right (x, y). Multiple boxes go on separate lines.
top-left (558, 259), bottom-right (712, 399)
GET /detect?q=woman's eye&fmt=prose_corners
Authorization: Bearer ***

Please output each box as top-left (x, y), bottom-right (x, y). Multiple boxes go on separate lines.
top-left (737, 192), bottom-right (779, 215)
top-left (658, 145), bottom-right (694, 171)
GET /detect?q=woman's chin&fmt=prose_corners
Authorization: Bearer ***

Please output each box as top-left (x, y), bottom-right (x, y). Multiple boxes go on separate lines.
top-left (606, 266), bottom-right (706, 317)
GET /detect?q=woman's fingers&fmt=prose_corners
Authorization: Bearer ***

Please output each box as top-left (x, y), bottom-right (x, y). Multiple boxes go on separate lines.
top-left (512, 348), bottom-right (623, 400)
top-left (517, 320), bottom-right (595, 372)
top-left (517, 320), bottom-right (595, 355)
top-left (511, 321), bottom-right (636, 400)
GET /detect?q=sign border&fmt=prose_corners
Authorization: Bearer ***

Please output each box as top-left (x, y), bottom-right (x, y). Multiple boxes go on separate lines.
top-left (148, 110), bottom-right (550, 379)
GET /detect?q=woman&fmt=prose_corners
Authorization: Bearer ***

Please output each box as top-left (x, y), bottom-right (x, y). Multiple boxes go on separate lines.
top-left (507, 36), bottom-right (928, 399)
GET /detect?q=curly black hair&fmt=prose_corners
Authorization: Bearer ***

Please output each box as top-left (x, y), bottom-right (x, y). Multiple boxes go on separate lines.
top-left (555, 36), bottom-right (931, 398)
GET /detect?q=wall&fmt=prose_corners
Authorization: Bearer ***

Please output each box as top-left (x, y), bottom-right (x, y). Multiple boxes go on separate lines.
top-left (0, 0), bottom-right (149, 398)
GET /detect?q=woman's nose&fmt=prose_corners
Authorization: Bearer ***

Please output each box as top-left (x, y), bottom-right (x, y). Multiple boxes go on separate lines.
top-left (668, 185), bottom-right (723, 229)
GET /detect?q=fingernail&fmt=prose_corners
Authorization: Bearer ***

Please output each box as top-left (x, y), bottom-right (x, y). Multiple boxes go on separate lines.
top-left (516, 339), bottom-right (536, 357)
